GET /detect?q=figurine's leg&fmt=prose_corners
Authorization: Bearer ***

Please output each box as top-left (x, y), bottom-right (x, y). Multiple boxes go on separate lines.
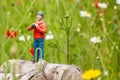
top-left (34, 38), bottom-right (38, 61)
top-left (38, 38), bottom-right (44, 60)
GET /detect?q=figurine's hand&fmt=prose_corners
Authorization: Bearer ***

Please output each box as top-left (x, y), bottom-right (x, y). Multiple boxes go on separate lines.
top-left (31, 24), bottom-right (36, 28)
top-left (31, 23), bottom-right (38, 28)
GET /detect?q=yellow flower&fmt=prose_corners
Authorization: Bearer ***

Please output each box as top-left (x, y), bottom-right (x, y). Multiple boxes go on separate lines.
top-left (82, 69), bottom-right (101, 80)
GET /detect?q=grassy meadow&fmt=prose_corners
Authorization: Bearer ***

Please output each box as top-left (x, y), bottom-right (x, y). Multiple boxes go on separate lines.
top-left (0, 0), bottom-right (119, 80)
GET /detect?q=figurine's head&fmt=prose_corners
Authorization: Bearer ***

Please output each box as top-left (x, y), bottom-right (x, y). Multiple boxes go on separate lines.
top-left (36, 11), bottom-right (44, 21)
top-left (38, 11), bottom-right (44, 17)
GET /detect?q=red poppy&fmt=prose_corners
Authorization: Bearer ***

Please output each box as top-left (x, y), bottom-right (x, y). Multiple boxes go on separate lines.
top-left (6, 30), bottom-right (18, 38)
top-left (93, 0), bottom-right (100, 8)
top-left (29, 48), bottom-right (34, 56)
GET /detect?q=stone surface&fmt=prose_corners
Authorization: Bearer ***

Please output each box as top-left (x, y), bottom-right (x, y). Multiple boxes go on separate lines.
top-left (0, 59), bottom-right (83, 80)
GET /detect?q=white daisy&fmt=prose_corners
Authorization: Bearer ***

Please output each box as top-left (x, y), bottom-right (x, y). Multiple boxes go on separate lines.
top-left (79, 11), bottom-right (91, 18)
top-left (98, 3), bottom-right (108, 9)
top-left (45, 31), bottom-right (54, 40)
top-left (19, 36), bottom-right (25, 41)
top-left (90, 36), bottom-right (102, 44)
top-left (116, 0), bottom-right (120, 4)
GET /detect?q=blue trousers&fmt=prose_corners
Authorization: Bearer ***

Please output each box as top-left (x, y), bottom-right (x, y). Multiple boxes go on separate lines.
top-left (34, 38), bottom-right (44, 61)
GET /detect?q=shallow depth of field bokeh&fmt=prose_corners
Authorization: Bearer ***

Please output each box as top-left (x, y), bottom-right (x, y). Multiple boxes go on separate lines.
top-left (0, 0), bottom-right (119, 80)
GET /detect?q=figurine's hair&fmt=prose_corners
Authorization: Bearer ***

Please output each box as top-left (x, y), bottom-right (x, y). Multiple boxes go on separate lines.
top-left (38, 11), bottom-right (44, 17)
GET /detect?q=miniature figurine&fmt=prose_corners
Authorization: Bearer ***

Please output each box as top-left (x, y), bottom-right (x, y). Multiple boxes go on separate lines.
top-left (27, 11), bottom-right (46, 62)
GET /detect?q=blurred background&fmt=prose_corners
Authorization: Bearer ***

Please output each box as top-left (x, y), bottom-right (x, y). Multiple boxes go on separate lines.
top-left (0, 0), bottom-right (119, 80)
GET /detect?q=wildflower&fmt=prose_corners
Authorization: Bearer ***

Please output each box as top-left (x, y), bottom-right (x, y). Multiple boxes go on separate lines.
top-left (6, 29), bottom-right (18, 38)
top-left (100, 18), bottom-right (103, 21)
top-left (93, 0), bottom-right (100, 8)
top-left (116, 0), bottom-right (120, 4)
top-left (114, 6), bottom-right (117, 10)
top-left (90, 36), bottom-right (102, 44)
top-left (96, 56), bottom-right (100, 60)
top-left (98, 11), bottom-right (104, 16)
top-left (82, 69), bottom-right (101, 80)
top-left (26, 35), bottom-right (31, 41)
top-left (93, 1), bottom-right (108, 9)
top-left (18, 35), bottom-right (31, 41)
top-left (104, 70), bottom-right (109, 76)
top-left (79, 11), bottom-right (91, 18)
top-left (19, 36), bottom-right (25, 41)
top-left (76, 27), bottom-right (80, 32)
top-left (45, 31), bottom-right (54, 40)
top-left (98, 3), bottom-right (108, 9)
top-left (29, 48), bottom-right (34, 56)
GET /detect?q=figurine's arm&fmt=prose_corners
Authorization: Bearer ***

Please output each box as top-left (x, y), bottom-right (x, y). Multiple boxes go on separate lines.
top-left (36, 24), bottom-right (46, 33)
top-left (27, 24), bottom-right (36, 31)
top-left (27, 26), bottom-right (33, 31)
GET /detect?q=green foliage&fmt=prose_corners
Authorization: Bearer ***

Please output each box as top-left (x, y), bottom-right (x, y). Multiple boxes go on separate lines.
top-left (0, 0), bottom-right (119, 79)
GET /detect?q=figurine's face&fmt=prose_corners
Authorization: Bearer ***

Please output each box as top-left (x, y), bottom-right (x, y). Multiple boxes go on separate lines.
top-left (36, 15), bottom-right (43, 21)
